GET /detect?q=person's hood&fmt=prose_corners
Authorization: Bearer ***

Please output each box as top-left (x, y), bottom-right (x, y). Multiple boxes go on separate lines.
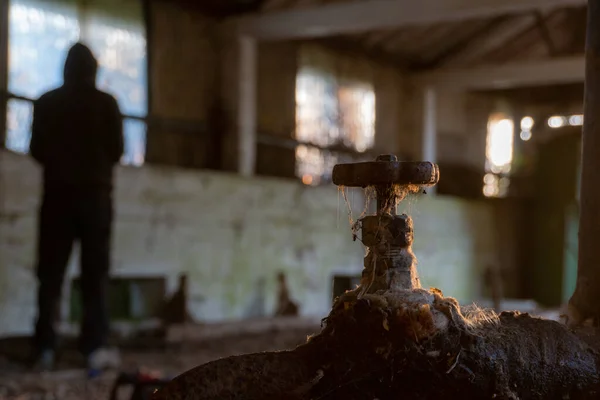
top-left (63, 42), bottom-right (98, 87)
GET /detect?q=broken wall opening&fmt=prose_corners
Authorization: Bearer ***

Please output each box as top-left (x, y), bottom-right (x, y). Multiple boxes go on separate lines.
top-left (332, 275), bottom-right (361, 304)
top-left (69, 277), bottom-right (166, 322)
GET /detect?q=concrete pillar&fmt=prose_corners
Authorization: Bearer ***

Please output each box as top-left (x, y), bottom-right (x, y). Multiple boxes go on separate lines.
top-left (237, 35), bottom-right (257, 177)
top-left (422, 86), bottom-right (437, 194)
top-left (0, 0), bottom-right (8, 147)
top-left (569, 0), bottom-right (600, 323)
top-left (76, 0), bottom-right (91, 43)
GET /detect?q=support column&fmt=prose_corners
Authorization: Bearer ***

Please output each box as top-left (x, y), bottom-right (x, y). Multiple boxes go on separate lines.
top-left (422, 86), bottom-right (437, 194)
top-left (568, 0), bottom-right (600, 325)
top-left (0, 0), bottom-right (8, 147)
top-left (237, 35), bottom-right (257, 177)
top-left (76, 0), bottom-right (91, 43)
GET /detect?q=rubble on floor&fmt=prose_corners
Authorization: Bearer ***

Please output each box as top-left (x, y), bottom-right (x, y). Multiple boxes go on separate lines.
top-left (0, 321), bottom-right (317, 400)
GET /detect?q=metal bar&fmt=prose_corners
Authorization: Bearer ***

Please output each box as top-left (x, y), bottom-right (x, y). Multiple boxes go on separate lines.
top-left (2, 87), bottom-right (367, 158)
top-left (142, 0), bottom-right (153, 117)
top-left (2, 90), bottom-right (148, 120)
top-left (0, 0), bottom-right (9, 148)
top-left (256, 132), bottom-right (378, 158)
top-left (2, 86), bottom-right (371, 157)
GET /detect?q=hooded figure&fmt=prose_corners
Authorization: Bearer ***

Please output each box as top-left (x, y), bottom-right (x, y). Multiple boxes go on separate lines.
top-left (30, 42), bottom-right (123, 190)
top-left (29, 43), bottom-right (123, 372)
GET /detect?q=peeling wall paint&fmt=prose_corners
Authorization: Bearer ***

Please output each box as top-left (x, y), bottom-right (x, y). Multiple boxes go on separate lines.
top-left (0, 151), bottom-right (499, 336)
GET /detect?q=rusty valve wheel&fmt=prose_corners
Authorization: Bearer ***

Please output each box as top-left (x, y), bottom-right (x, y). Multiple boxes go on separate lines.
top-left (332, 154), bottom-right (439, 188)
top-left (331, 154), bottom-right (439, 291)
top-left (332, 155), bottom-right (440, 291)
top-left (332, 154), bottom-right (440, 215)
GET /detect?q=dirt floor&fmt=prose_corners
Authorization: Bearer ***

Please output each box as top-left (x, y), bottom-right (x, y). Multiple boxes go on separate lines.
top-left (0, 325), bottom-right (317, 400)
top-left (0, 307), bottom-right (563, 400)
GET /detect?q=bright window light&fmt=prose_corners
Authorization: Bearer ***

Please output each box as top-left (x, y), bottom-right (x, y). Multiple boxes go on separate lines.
top-left (520, 130), bottom-right (532, 141)
top-left (486, 118), bottom-right (514, 170)
top-left (569, 115), bottom-right (584, 126)
top-left (520, 116), bottom-right (534, 130)
top-left (548, 116), bottom-right (567, 128)
top-left (294, 65), bottom-right (376, 186)
top-left (483, 184), bottom-right (499, 197)
top-left (484, 114), bottom-right (513, 198)
top-left (547, 114), bottom-right (583, 129)
top-left (483, 173), bottom-right (497, 185)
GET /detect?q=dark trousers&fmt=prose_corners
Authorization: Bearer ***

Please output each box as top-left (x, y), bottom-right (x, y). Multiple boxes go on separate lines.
top-left (34, 189), bottom-right (113, 356)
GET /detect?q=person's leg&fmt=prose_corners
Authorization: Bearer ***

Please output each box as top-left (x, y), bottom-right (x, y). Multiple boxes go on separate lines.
top-left (33, 192), bottom-right (75, 365)
top-left (78, 192), bottom-right (113, 358)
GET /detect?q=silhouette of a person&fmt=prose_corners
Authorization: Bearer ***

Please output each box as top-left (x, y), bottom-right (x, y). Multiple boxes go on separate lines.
top-left (29, 42), bottom-right (123, 371)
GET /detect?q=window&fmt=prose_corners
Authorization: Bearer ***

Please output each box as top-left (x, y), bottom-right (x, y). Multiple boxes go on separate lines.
top-left (332, 275), bottom-right (361, 304)
top-left (483, 114), bottom-right (514, 198)
top-left (5, 98), bottom-right (32, 153)
top-left (70, 277), bottom-right (166, 321)
top-left (295, 63), bottom-right (376, 186)
top-left (5, 0), bottom-right (147, 166)
top-left (519, 116), bottom-right (534, 141)
top-left (548, 114), bottom-right (584, 128)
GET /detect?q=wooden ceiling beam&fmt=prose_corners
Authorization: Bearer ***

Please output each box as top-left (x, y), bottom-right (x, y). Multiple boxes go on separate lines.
top-left (228, 0), bottom-right (586, 40)
top-left (414, 56), bottom-right (584, 89)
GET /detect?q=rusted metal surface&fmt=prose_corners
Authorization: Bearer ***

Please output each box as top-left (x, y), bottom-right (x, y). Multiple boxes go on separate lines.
top-left (333, 154), bottom-right (439, 216)
top-left (332, 155), bottom-right (439, 188)
top-left (333, 154), bottom-right (439, 292)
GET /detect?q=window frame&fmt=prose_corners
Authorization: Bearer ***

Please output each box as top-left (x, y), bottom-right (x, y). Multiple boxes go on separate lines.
top-left (0, 0), bottom-right (9, 147)
top-left (293, 65), bottom-right (377, 186)
top-left (0, 0), bottom-right (151, 166)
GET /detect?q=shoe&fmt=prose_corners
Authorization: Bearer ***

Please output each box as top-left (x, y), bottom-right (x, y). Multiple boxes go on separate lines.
top-left (32, 349), bottom-right (55, 372)
top-left (86, 347), bottom-right (121, 372)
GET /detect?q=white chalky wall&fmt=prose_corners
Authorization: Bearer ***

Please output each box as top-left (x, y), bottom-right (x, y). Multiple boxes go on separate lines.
top-left (0, 150), bottom-right (499, 336)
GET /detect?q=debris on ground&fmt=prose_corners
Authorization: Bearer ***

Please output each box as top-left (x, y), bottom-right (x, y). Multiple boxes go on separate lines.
top-left (0, 325), bottom-right (316, 400)
top-left (155, 288), bottom-right (600, 399)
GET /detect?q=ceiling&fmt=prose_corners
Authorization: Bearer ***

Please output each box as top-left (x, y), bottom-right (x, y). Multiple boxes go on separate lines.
top-left (173, 0), bottom-right (587, 72)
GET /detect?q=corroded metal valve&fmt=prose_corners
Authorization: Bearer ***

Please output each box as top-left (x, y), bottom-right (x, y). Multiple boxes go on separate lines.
top-left (332, 155), bottom-right (439, 293)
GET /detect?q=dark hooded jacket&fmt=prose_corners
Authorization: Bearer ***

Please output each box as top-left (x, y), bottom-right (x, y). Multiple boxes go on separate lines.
top-left (30, 42), bottom-right (124, 194)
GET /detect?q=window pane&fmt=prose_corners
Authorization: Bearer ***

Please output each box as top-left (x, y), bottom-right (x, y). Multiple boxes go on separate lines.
top-left (295, 69), bottom-right (339, 147)
top-left (8, 0), bottom-right (80, 99)
top-left (5, 98), bottom-right (33, 154)
top-left (295, 66), bottom-right (376, 185)
top-left (8, 0), bottom-right (147, 118)
top-left (483, 114), bottom-right (514, 198)
top-left (5, 100), bottom-right (145, 165)
top-left (6, 0), bottom-right (148, 161)
top-left (122, 118), bottom-right (146, 167)
top-left (85, 11), bottom-right (148, 117)
top-left (295, 145), bottom-right (338, 186)
top-left (338, 86), bottom-right (375, 152)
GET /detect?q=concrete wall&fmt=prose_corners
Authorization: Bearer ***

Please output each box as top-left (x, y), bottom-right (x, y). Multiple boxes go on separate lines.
top-left (145, 1), bottom-right (220, 169)
top-left (0, 150), bottom-right (500, 336)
